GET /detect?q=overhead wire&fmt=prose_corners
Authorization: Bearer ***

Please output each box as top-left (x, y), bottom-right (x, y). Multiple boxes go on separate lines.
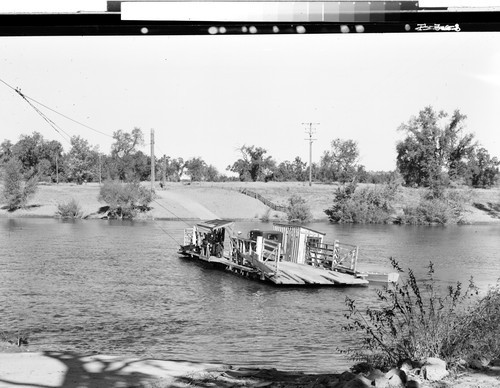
top-left (150, 218), bottom-right (184, 247)
top-left (17, 90), bottom-right (73, 146)
top-left (151, 197), bottom-right (194, 229)
top-left (0, 76), bottom-right (113, 140)
top-left (2, 76), bottom-right (195, 243)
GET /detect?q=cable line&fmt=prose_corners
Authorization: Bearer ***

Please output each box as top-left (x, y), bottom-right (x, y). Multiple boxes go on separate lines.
top-left (152, 197), bottom-right (194, 229)
top-left (16, 89), bottom-right (73, 146)
top-left (0, 76), bottom-right (114, 139)
top-left (23, 93), bottom-right (114, 138)
top-left (150, 218), bottom-right (183, 246)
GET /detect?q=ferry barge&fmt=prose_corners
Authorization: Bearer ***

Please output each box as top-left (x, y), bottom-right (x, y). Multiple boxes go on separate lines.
top-left (178, 219), bottom-right (376, 286)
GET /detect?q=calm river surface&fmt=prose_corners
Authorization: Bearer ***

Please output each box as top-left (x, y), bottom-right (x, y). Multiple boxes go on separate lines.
top-left (1, 218), bottom-right (499, 373)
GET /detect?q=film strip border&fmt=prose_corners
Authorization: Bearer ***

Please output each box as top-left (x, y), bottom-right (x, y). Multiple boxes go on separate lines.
top-left (1, 1), bottom-right (499, 35)
top-left (118, 1), bottom-right (421, 22)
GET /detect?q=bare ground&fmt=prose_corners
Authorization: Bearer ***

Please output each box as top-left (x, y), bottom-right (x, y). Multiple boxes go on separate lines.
top-left (0, 346), bottom-right (499, 388)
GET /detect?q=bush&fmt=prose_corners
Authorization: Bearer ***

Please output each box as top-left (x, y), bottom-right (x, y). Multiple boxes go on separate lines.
top-left (56, 198), bottom-right (82, 219)
top-left (325, 182), bottom-right (399, 224)
top-left (341, 259), bottom-right (500, 370)
top-left (1, 159), bottom-right (38, 211)
top-left (260, 208), bottom-right (271, 222)
top-left (286, 194), bottom-right (312, 223)
top-left (98, 180), bottom-right (154, 219)
top-left (396, 188), bottom-right (471, 225)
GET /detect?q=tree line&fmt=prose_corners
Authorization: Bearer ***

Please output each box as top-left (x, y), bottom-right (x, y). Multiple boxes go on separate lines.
top-left (1, 106), bottom-right (499, 190)
top-left (0, 128), bottom-right (222, 185)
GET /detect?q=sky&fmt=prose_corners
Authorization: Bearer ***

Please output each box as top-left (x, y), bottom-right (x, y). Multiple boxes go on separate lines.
top-left (1, 1), bottom-right (500, 175)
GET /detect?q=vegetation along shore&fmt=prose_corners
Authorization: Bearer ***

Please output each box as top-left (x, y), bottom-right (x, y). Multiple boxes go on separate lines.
top-left (0, 181), bottom-right (499, 224)
top-left (1, 106), bottom-right (499, 223)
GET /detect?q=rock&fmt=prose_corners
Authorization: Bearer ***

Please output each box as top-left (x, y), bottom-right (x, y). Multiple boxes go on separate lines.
top-left (468, 356), bottom-right (490, 369)
top-left (398, 360), bottom-right (414, 374)
top-left (340, 371), bottom-right (357, 381)
top-left (326, 378), bottom-right (342, 388)
top-left (366, 368), bottom-right (388, 387)
top-left (344, 375), bottom-right (374, 388)
top-left (386, 368), bottom-right (407, 385)
top-left (381, 368), bottom-right (406, 387)
top-left (351, 362), bottom-right (374, 374)
top-left (421, 357), bottom-right (448, 381)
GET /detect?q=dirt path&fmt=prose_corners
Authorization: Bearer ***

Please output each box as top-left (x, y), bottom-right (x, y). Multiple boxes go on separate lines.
top-left (153, 188), bottom-right (220, 220)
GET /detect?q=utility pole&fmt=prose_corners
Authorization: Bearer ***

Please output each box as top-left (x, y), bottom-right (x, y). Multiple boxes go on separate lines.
top-left (162, 154), bottom-right (167, 188)
top-left (303, 122), bottom-right (318, 187)
top-left (150, 129), bottom-right (155, 193)
top-left (98, 153), bottom-right (102, 185)
top-left (55, 154), bottom-right (59, 185)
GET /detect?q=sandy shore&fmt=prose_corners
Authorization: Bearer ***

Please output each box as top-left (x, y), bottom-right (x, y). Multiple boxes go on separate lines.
top-left (1, 350), bottom-right (500, 388)
top-left (0, 351), bottom-right (227, 388)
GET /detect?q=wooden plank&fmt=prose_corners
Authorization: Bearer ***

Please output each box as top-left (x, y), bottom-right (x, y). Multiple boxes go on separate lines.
top-left (325, 270), bottom-right (368, 285)
top-left (272, 271), bottom-right (305, 285)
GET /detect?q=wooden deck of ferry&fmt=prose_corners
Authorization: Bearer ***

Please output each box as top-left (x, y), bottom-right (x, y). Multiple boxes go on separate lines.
top-left (178, 220), bottom-right (369, 286)
top-left (179, 249), bottom-right (368, 286)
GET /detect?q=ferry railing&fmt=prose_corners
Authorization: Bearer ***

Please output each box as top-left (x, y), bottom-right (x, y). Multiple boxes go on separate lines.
top-left (183, 228), bottom-right (193, 246)
top-left (229, 236), bottom-right (257, 264)
top-left (261, 239), bottom-right (281, 272)
top-left (306, 240), bottom-right (359, 273)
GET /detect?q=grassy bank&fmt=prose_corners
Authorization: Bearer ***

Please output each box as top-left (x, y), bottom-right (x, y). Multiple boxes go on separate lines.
top-left (0, 181), bottom-right (499, 223)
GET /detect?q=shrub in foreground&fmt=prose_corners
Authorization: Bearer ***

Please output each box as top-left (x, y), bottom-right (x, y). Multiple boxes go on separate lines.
top-left (56, 198), bottom-right (82, 219)
top-left (342, 259), bottom-right (499, 370)
top-left (98, 180), bottom-right (153, 219)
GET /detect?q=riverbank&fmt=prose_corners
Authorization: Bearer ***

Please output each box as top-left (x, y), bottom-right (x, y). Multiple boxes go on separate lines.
top-left (1, 349), bottom-right (499, 388)
top-left (1, 181), bottom-right (499, 223)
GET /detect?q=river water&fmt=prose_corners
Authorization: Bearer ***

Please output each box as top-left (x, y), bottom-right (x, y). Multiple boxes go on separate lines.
top-left (1, 218), bottom-right (499, 373)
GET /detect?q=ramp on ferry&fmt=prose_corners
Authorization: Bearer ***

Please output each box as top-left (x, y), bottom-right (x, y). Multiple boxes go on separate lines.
top-left (266, 261), bottom-right (369, 286)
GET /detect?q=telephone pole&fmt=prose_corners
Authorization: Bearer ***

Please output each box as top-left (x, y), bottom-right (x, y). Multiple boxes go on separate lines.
top-left (150, 129), bottom-right (155, 193)
top-left (303, 122), bottom-right (318, 187)
top-left (98, 153), bottom-right (102, 185)
top-left (55, 154), bottom-right (59, 185)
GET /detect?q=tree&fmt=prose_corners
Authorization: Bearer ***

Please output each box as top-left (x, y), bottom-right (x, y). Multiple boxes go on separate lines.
top-left (273, 156), bottom-right (308, 182)
top-left (66, 136), bottom-right (99, 184)
top-left (184, 157), bottom-right (207, 181)
top-left (1, 159), bottom-right (38, 211)
top-left (0, 139), bottom-right (13, 165)
top-left (111, 127), bottom-right (144, 156)
top-left (110, 128), bottom-right (145, 181)
top-left (43, 140), bottom-right (64, 182)
top-left (274, 160), bottom-right (294, 182)
top-left (320, 138), bottom-right (360, 183)
top-left (205, 165), bottom-right (220, 182)
top-left (227, 145), bottom-right (275, 182)
top-left (467, 147), bottom-right (499, 188)
top-left (396, 107), bottom-right (480, 189)
top-left (10, 132), bottom-right (54, 179)
top-left (164, 157), bottom-right (185, 181)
